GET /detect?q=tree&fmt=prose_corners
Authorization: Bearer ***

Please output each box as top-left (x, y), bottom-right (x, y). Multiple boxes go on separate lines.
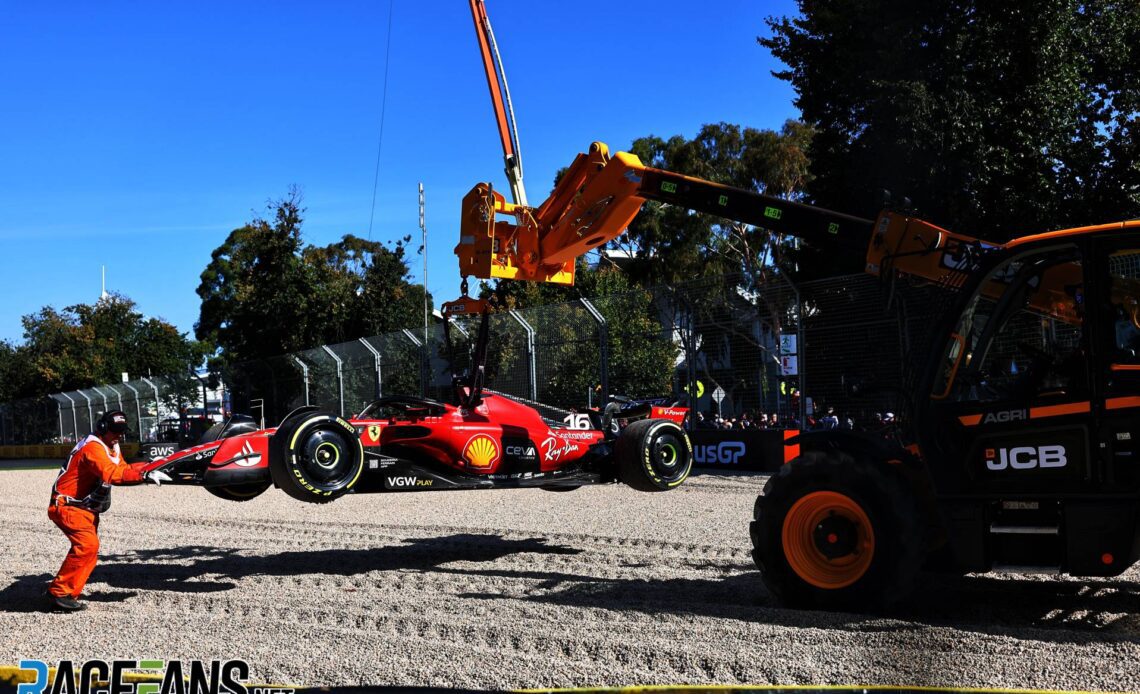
top-left (9, 293), bottom-right (205, 400)
top-left (604, 120), bottom-right (815, 284)
top-left (196, 190), bottom-right (429, 365)
top-left (762, 1), bottom-right (1140, 243)
top-left (480, 264), bottom-right (677, 407)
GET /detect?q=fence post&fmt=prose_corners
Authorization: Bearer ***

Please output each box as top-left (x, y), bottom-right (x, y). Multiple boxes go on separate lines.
top-left (78, 390), bottom-right (93, 433)
top-left (402, 329), bottom-right (426, 397)
top-left (56, 398), bottom-right (64, 442)
top-left (123, 382), bottom-right (143, 439)
top-left (686, 300), bottom-right (698, 432)
top-left (580, 298), bottom-right (608, 404)
top-left (508, 310), bottom-right (537, 401)
top-left (93, 386), bottom-right (112, 414)
top-left (142, 378), bottom-right (161, 428)
top-left (322, 345), bottom-right (345, 416)
top-left (358, 338), bottom-right (383, 399)
top-left (60, 392), bottom-right (78, 441)
top-left (292, 356), bottom-right (310, 406)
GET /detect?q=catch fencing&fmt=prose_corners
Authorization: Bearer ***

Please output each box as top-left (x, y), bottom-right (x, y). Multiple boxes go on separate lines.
top-left (0, 272), bottom-right (915, 445)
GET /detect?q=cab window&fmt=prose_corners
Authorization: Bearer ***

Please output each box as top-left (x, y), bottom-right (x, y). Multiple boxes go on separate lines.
top-left (935, 247), bottom-right (1085, 403)
top-left (1107, 249), bottom-right (1140, 364)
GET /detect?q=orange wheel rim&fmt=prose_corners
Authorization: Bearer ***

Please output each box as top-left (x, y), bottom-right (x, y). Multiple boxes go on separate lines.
top-left (782, 490), bottom-right (875, 590)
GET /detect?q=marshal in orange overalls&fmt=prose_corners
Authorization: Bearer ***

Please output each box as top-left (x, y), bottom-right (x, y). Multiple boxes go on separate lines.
top-left (47, 436), bottom-right (145, 599)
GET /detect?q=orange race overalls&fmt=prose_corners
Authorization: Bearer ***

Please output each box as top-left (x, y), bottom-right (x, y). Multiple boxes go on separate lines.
top-left (47, 435), bottom-right (145, 599)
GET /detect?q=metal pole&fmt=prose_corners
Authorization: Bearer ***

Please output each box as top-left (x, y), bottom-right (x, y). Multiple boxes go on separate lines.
top-left (93, 386), bottom-right (112, 414)
top-left (61, 392), bottom-right (79, 441)
top-left (78, 390), bottom-right (93, 434)
top-left (142, 377), bottom-right (161, 426)
top-left (251, 398), bottom-right (265, 430)
top-left (686, 300), bottom-right (698, 432)
top-left (56, 398), bottom-right (64, 441)
top-left (359, 338), bottom-right (383, 399)
top-left (508, 310), bottom-right (537, 401)
top-left (292, 356), bottom-right (310, 406)
top-left (123, 382), bottom-right (143, 440)
top-left (322, 345), bottom-right (345, 416)
top-left (580, 298), bottom-right (608, 405)
top-left (419, 182), bottom-right (429, 350)
top-left (402, 329), bottom-right (426, 397)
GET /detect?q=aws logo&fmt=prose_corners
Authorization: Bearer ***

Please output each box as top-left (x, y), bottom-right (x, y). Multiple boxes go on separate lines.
top-left (985, 445), bottom-right (1067, 471)
top-left (463, 434), bottom-right (500, 469)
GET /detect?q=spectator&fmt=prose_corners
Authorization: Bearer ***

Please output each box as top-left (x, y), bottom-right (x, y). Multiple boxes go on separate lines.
top-left (769, 412), bottom-right (780, 429)
top-left (820, 406), bottom-right (840, 430)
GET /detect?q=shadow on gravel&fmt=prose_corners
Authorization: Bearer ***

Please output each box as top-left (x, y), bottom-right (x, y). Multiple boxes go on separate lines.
top-left (76, 534), bottom-right (584, 594)
top-left (469, 567), bottom-right (1140, 644)
top-left (7, 532), bottom-right (1137, 645)
top-left (0, 573), bottom-right (54, 613)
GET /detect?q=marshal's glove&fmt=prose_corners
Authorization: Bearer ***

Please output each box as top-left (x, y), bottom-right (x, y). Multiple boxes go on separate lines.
top-left (144, 470), bottom-right (173, 486)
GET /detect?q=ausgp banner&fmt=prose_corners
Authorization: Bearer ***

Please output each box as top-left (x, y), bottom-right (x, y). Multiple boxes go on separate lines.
top-left (689, 429), bottom-right (793, 472)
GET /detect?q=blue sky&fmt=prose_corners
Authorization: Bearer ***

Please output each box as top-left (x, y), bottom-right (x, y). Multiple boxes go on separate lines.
top-left (0, 1), bottom-right (799, 345)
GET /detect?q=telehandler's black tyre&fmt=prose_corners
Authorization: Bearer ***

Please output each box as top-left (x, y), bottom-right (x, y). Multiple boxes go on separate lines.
top-left (206, 481), bottom-right (271, 502)
top-left (751, 450), bottom-right (925, 611)
top-left (616, 419), bottom-right (693, 491)
top-left (270, 412), bottom-right (364, 504)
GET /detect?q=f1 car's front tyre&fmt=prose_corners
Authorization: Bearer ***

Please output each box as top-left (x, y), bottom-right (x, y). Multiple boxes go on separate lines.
top-left (616, 419), bottom-right (692, 492)
top-left (206, 481), bottom-right (271, 502)
top-left (270, 412), bottom-right (364, 504)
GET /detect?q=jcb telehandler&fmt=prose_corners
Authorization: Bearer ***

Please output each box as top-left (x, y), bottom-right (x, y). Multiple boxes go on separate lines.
top-left (459, 0), bottom-right (1140, 610)
top-left (456, 138), bottom-right (1140, 610)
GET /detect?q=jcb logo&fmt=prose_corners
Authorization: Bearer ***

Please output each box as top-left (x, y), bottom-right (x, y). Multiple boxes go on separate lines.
top-left (985, 445), bottom-right (1067, 471)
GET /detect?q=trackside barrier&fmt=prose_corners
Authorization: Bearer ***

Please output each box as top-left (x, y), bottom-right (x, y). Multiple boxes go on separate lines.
top-left (688, 429), bottom-right (799, 472)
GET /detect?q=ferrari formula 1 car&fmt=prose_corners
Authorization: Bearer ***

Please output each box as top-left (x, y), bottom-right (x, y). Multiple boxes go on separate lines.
top-left (140, 300), bottom-right (692, 503)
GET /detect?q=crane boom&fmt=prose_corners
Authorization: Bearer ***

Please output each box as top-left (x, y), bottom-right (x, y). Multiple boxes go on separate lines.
top-left (468, 0), bottom-right (527, 208)
top-left (455, 140), bottom-right (989, 287)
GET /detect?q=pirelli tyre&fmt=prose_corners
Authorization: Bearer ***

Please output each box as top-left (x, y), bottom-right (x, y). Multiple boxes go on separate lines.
top-left (616, 419), bottom-right (693, 492)
top-left (751, 450), bottom-right (925, 611)
top-left (205, 481), bottom-right (271, 502)
top-left (270, 412), bottom-right (364, 504)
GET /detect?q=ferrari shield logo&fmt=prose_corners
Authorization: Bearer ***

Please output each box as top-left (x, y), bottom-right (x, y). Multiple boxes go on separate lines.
top-left (462, 434), bottom-right (500, 469)
top-left (367, 425), bottom-right (381, 443)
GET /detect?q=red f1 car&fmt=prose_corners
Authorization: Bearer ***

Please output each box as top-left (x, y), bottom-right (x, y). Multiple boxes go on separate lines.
top-left (141, 300), bottom-right (692, 503)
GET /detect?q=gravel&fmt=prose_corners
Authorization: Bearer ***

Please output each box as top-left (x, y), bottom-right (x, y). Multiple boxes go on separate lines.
top-left (1, 468), bottom-right (1138, 692)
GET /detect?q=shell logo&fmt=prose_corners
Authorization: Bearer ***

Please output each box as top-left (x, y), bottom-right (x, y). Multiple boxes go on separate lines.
top-left (462, 434), bottom-right (500, 469)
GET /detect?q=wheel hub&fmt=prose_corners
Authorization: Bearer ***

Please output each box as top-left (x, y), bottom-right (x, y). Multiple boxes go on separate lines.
top-left (813, 513), bottom-right (857, 559)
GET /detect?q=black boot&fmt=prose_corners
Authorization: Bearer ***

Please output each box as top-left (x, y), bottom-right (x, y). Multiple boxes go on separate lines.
top-left (46, 594), bottom-right (86, 612)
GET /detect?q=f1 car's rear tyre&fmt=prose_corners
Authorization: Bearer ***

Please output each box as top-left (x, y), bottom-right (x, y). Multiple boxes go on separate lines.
top-left (270, 412), bottom-right (364, 504)
top-left (616, 419), bottom-right (692, 492)
top-left (751, 450), bottom-right (925, 611)
top-left (206, 481), bottom-right (271, 502)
